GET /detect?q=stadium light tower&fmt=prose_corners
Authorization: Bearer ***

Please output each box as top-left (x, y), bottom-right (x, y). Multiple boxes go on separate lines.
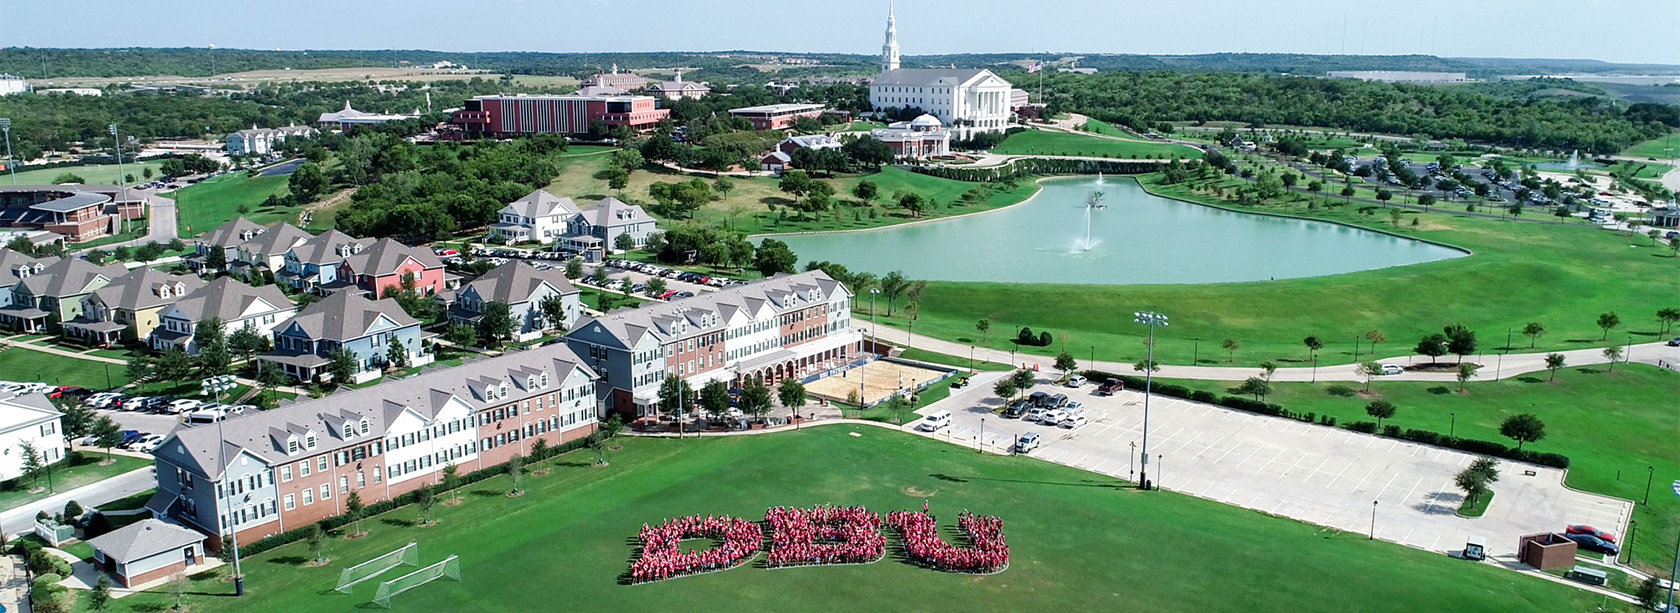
top-left (0, 118), bottom-right (14, 185)
top-left (110, 124), bottom-right (128, 233)
top-left (207, 376), bottom-right (244, 596)
top-left (1133, 311), bottom-right (1167, 490)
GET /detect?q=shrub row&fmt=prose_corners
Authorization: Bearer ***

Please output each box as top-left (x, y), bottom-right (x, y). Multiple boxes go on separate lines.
top-left (1080, 370), bottom-right (1569, 469)
top-left (240, 433), bottom-right (602, 557)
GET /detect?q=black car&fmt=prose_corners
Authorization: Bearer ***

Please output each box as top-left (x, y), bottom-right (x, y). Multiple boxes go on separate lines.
top-left (1027, 391), bottom-right (1049, 407)
top-left (1001, 400), bottom-right (1029, 418)
top-left (1563, 533), bottom-right (1620, 556)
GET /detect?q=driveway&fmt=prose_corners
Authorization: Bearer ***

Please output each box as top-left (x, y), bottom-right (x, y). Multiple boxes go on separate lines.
top-left (910, 378), bottom-right (1632, 564)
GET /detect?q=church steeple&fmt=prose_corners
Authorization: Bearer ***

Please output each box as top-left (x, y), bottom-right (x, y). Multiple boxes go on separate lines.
top-left (881, 1), bottom-right (901, 73)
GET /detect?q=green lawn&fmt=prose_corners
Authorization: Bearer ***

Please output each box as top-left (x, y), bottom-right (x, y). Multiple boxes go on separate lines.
top-left (166, 172), bottom-right (298, 238)
top-left (76, 429), bottom-right (1627, 612)
top-left (877, 174), bottom-right (1677, 369)
top-left (0, 347), bottom-right (127, 389)
top-left (0, 452), bottom-right (150, 511)
top-left (1620, 130), bottom-right (1680, 160)
top-left (992, 130), bottom-right (1202, 159)
top-left (1153, 364), bottom-right (1678, 572)
top-left (6, 161), bottom-right (166, 186)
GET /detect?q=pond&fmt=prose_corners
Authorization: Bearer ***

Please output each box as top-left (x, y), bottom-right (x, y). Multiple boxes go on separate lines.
top-left (773, 177), bottom-right (1466, 285)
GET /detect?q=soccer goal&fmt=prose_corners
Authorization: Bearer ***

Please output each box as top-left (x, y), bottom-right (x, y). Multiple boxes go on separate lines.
top-left (372, 555), bottom-right (460, 608)
top-left (335, 542), bottom-right (419, 593)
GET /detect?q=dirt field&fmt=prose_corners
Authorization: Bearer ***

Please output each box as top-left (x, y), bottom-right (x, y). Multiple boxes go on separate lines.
top-left (32, 67), bottom-right (502, 88)
top-left (806, 360), bottom-right (953, 406)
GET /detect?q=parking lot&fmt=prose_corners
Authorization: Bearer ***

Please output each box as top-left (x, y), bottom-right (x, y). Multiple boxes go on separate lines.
top-left (910, 373), bottom-right (1632, 563)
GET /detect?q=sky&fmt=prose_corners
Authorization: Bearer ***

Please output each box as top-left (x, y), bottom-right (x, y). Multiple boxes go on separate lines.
top-left (5, 0), bottom-right (1678, 65)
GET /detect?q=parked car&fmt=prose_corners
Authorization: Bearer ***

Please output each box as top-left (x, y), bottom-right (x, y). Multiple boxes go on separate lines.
top-left (1065, 375), bottom-right (1087, 388)
top-left (916, 410), bottom-right (953, 432)
top-left (1064, 401), bottom-right (1084, 413)
top-left (1001, 400), bottom-right (1029, 419)
top-left (116, 431), bottom-right (146, 449)
top-left (131, 434), bottom-right (166, 453)
top-left (166, 398), bottom-right (204, 414)
top-left (1096, 378), bottom-right (1124, 396)
top-left (1039, 409), bottom-right (1067, 425)
top-left (1668, 337), bottom-right (1680, 347)
top-left (1563, 533), bottom-right (1620, 556)
top-left (1023, 408), bottom-right (1049, 423)
top-left (1565, 525), bottom-right (1616, 544)
top-left (119, 396), bottom-right (151, 411)
top-left (1058, 415), bottom-right (1088, 429)
top-left (1048, 393), bottom-right (1069, 408)
top-left (1027, 391), bottom-right (1049, 407)
top-left (1014, 432), bottom-right (1041, 453)
top-left (1379, 363), bottom-right (1404, 376)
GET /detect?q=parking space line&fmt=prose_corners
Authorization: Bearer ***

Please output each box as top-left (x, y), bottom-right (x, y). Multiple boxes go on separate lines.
top-left (1372, 472), bottom-right (1402, 501)
top-left (1278, 454), bottom-right (1306, 477)
top-left (1166, 432), bottom-right (1203, 455)
top-left (1234, 445), bottom-right (1265, 466)
top-left (1397, 477), bottom-right (1426, 506)
top-left (1349, 465), bottom-right (1379, 493)
top-left (1299, 457), bottom-right (1330, 481)
top-left (1256, 449), bottom-right (1289, 473)
top-left (1191, 434), bottom-right (1229, 460)
top-left (1324, 462), bottom-right (1354, 488)
top-left (1089, 458), bottom-right (1110, 472)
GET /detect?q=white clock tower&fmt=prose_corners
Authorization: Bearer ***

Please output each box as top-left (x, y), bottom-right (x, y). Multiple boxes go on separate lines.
top-left (881, 1), bottom-right (901, 72)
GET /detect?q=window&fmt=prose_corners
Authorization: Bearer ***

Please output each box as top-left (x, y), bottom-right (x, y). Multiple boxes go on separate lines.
top-left (356, 471), bottom-right (365, 488)
top-left (339, 476), bottom-right (348, 493)
top-left (300, 460), bottom-right (311, 477)
top-left (320, 484), bottom-right (331, 501)
top-left (317, 457), bottom-right (328, 472)
top-left (305, 434), bottom-right (317, 449)
top-left (303, 488), bottom-right (313, 505)
top-left (288, 439), bottom-right (299, 454)
top-left (280, 465), bottom-right (292, 482)
top-left (359, 420), bottom-right (370, 435)
top-left (343, 424), bottom-right (354, 438)
top-left (283, 494), bottom-right (295, 511)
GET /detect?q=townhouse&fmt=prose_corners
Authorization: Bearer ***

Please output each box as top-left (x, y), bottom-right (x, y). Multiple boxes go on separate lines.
top-left (258, 292), bottom-right (427, 384)
top-left (146, 342), bottom-right (599, 544)
top-left (0, 258), bottom-right (127, 333)
top-left (489, 190), bottom-right (579, 246)
top-left (0, 249), bottom-right (58, 308)
top-left (149, 277), bottom-right (297, 354)
top-left (563, 270), bottom-right (862, 418)
top-left (279, 229), bottom-right (369, 292)
top-left (0, 392), bottom-right (66, 481)
top-left (336, 237), bottom-right (444, 298)
top-left (233, 222), bottom-right (312, 274)
top-left (447, 261), bottom-right (581, 342)
top-left (70, 268), bottom-right (205, 346)
top-left (189, 217), bottom-right (266, 272)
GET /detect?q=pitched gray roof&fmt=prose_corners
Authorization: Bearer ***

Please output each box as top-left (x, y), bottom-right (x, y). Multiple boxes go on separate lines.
top-left (582, 197), bottom-right (649, 229)
top-left (872, 68), bottom-right (992, 87)
top-left (16, 258), bottom-right (126, 299)
top-left (90, 268), bottom-right (205, 312)
top-left (568, 270), bottom-right (846, 348)
top-left (198, 217), bottom-right (265, 249)
top-left (283, 291), bottom-right (416, 341)
top-left (85, 519), bottom-right (204, 562)
top-left (162, 342), bottom-right (597, 478)
top-left (462, 261), bottom-right (577, 305)
top-left (0, 249), bottom-right (59, 284)
top-left (287, 229), bottom-right (369, 265)
top-left (341, 238), bottom-right (442, 277)
top-left (239, 222), bottom-right (312, 260)
top-left (166, 276), bottom-right (293, 323)
top-left (0, 392), bottom-right (62, 433)
top-left (502, 190), bottom-right (579, 219)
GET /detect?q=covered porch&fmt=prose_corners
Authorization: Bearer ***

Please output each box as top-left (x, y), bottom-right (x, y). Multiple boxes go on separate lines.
top-left (62, 318), bottom-right (126, 348)
top-left (0, 304), bottom-right (51, 333)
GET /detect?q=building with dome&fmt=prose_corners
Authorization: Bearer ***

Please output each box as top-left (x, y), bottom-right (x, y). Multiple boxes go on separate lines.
top-left (867, 2), bottom-right (1013, 139)
top-left (870, 114), bottom-right (951, 159)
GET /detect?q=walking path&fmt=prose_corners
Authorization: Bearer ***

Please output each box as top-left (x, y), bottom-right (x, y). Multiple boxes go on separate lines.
top-left (856, 321), bottom-right (1679, 382)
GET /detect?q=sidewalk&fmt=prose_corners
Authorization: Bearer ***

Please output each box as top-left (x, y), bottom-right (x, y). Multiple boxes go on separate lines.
top-left (0, 468), bottom-right (155, 543)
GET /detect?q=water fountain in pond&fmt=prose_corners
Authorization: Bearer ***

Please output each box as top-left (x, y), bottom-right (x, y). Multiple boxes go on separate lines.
top-left (1566, 150), bottom-right (1581, 170)
top-left (1073, 189), bottom-right (1104, 252)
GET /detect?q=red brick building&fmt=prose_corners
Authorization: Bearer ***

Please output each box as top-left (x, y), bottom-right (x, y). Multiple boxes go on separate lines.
top-left (451, 94), bottom-right (668, 137)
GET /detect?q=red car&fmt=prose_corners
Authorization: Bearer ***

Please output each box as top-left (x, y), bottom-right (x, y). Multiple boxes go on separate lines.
top-left (1565, 525), bottom-right (1616, 543)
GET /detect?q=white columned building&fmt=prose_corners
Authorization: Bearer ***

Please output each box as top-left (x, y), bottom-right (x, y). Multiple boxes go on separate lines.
top-left (867, 2), bottom-right (1012, 139)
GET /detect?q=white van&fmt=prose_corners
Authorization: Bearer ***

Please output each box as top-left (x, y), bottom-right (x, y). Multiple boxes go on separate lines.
top-left (916, 410), bottom-right (953, 432)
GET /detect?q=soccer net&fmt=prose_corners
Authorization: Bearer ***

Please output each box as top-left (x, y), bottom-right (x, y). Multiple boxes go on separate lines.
top-left (372, 555), bottom-right (460, 608)
top-left (336, 542), bottom-right (418, 593)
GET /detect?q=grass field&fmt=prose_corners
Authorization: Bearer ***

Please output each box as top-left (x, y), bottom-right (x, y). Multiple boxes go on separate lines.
top-left (544, 149), bottom-right (1042, 236)
top-left (871, 174), bottom-right (1677, 369)
top-left (0, 452), bottom-right (149, 511)
top-left (0, 346), bottom-right (127, 389)
top-left (991, 130), bottom-right (1202, 159)
top-left (167, 172), bottom-right (298, 237)
top-left (79, 428), bottom-right (1628, 612)
top-left (6, 161), bottom-right (166, 186)
top-left (1153, 364), bottom-right (1678, 572)
top-left (1620, 130), bottom-right (1680, 160)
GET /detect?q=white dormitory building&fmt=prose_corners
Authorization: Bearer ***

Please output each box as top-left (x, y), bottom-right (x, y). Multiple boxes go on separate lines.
top-left (0, 392), bottom-right (66, 481)
top-left (225, 125), bottom-right (319, 157)
top-left (867, 4), bottom-right (1013, 138)
top-left (0, 74), bottom-right (29, 96)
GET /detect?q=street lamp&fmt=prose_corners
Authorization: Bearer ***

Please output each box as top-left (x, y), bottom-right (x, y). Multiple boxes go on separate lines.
top-left (1157, 454), bottom-right (1164, 490)
top-left (1129, 441), bottom-right (1136, 482)
top-left (978, 417), bottom-right (985, 453)
top-left (1644, 465), bottom-right (1654, 506)
top-left (0, 117), bottom-right (14, 185)
top-left (868, 288), bottom-right (880, 353)
top-left (110, 124), bottom-right (128, 233)
top-left (1449, 412), bottom-right (1455, 438)
top-left (205, 375), bottom-right (245, 597)
top-left (1134, 311), bottom-right (1167, 490)
top-left (1369, 500), bottom-right (1378, 540)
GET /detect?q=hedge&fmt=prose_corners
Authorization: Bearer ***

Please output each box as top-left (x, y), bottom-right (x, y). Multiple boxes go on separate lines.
top-left (239, 432), bottom-right (603, 557)
top-left (1080, 369), bottom-right (1569, 469)
top-left (909, 158), bottom-right (1166, 182)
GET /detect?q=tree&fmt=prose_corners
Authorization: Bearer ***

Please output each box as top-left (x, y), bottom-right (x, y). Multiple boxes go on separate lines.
top-left (777, 378), bottom-right (807, 422)
top-left (1364, 400), bottom-right (1396, 430)
top-left (1364, 329), bottom-right (1385, 355)
top-left (288, 161), bottom-right (329, 203)
top-left (1521, 322), bottom-right (1545, 348)
top-left (1543, 353), bottom-right (1565, 382)
top-left (507, 452), bottom-right (526, 494)
top-left (1132, 357), bottom-right (1160, 373)
top-left (228, 326), bottom-right (269, 362)
top-left (538, 294), bottom-right (568, 331)
top-left (1302, 335), bottom-right (1323, 362)
top-left (384, 340), bottom-right (409, 370)
top-left (441, 463), bottom-right (461, 504)
top-left (1221, 338), bottom-right (1239, 363)
top-left (417, 484), bottom-right (437, 525)
top-left (1356, 361), bottom-right (1382, 393)
top-left (1595, 311), bottom-right (1620, 340)
top-left (346, 491), bottom-right (366, 535)
top-left (976, 318), bottom-right (990, 344)
top-left (1602, 345), bottom-right (1623, 372)
top-left (92, 415), bottom-right (121, 461)
top-left (1414, 333), bottom-right (1448, 364)
top-left (1010, 368), bottom-right (1035, 394)
top-left (91, 575), bottom-right (113, 611)
top-left (327, 348), bottom-right (358, 385)
top-left (740, 379), bottom-right (773, 423)
top-left (1456, 362), bottom-right (1478, 391)
top-left (897, 192), bottom-right (928, 217)
top-left (1498, 413), bottom-right (1546, 450)
top-left (852, 180), bottom-right (879, 205)
top-left (306, 522), bottom-right (327, 563)
top-left (713, 177), bottom-right (734, 204)
top-left (1238, 376), bottom-right (1270, 402)
top-left (657, 374), bottom-right (693, 421)
top-left (1454, 458), bottom-right (1499, 508)
top-left (1260, 361), bottom-right (1278, 382)
top-left (1375, 188), bottom-right (1393, 204)
top-left (476, 301), bottom-right (515, 348)
top-left (169, 571), bottom-right (189, 611)
top-left (644, 277), bottom-right (666, 299)
top-left (1054, 351), bottom-right (1078, 376)
top-left (1635, 575), bottom-right (1664, 610)
top-left (878, 271), bottom-right (909, 316)
top-left (1442, 324), bottom-right (1476, 363)
top-left (18, 441), bottom-right (44, 490)
top-left (698, 380), bottom-right (731, 420)
top-left (611, 147), bottom-right (645, 172)
top-left (564, 258), bottom-right (583, 280)
top-left (993, 379), bottom-right (1017, 404)
top-left (1657, 307), bottom-right (1680, 335)
top-left (194, 316), bottom-right (230, 376)
top-left (605, 168), bottom-right (629, 194)
top-left (614, 231), bottom-right (636, 252)
top-left (753, 238), bottom-right (798, 277)
top-left (206, 246), bottom-right (228, 271)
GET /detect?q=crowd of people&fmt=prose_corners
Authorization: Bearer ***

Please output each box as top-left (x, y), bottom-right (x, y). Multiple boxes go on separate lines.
top-left (628, 515), bottom-right (763, 584)
top-left (887, 510), bottom-right (1010, 574)
top-left (765, 505), bottom-right (886, 568)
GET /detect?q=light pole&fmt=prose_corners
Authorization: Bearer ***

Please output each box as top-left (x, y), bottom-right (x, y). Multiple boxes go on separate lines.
top-left (1134, 311), bottom-right (1167, 490)
top-left (1157, 454), bottom-right (1164, 490)
top-left (868, 288), bottom-right (880, 354)
top-left (978, 417), bottom-right (985, 453)
top-left (1369, 500), bottom-right (1378, 540)
top-left (1643, 465), bottom-right (1654, 505)
top-left (1449, 412), bottom-right (1455, 438)
top-left (206, 376), bottom-right (244, 597)
top-left (1129, 441), bottom-right (1135, 482)
top-left (0, 117), bottom-right (14, 185)
top-left (1626, 335), bottom-right (1634, 365)
top-left (110, 124), bottom-right (128, 234)
top-left (1192, 338), bottom-right (1199, 365)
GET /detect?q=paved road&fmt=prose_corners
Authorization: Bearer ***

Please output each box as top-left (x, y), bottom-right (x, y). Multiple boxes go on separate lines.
top-left (0, 466), bottom-right (155, 541)
top-left (857, 321), bottom-right (1680, 382)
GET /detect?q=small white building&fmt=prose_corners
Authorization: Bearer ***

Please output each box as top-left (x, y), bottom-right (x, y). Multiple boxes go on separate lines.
top-left (870, 114), bottom-right (951, 159)
top-left (225, 125), bottom-right (317, 157)
top-left (491, 190), bottom-right (580, 245)
top-left (0, 392), bottom-right (67, 481)
top-left (0, 74), bottom-right (29, 96)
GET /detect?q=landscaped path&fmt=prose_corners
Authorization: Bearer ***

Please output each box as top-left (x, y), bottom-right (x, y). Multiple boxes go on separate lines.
top-left (0, 337), bottom-right (309, 394)
top-left (855, 321), bottom-right (1680, 382)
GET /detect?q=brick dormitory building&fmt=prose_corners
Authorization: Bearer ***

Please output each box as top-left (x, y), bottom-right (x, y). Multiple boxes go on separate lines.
top-left (144, 270), bottom-right (860, 544)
